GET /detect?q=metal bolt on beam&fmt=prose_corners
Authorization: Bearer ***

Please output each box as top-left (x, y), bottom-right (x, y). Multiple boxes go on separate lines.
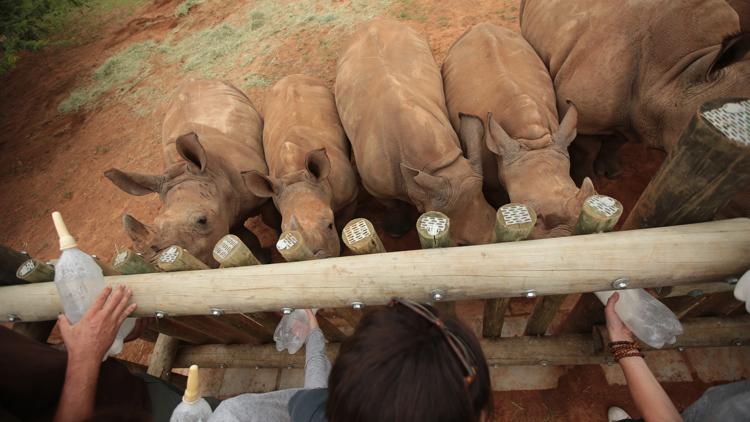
top-left (210, 308), bottom-right (225, 317)
top-left (612, 277), bottom-right (630, 289)
top-left (726, 276), bottom-right (739, 285)
top-left (687, 289), bottom-right (704, 297)
top-left (8, 314), bottom-right (20, 323)
top-left (282, 307), bottom-right (294, 315)
top-left (431, 289), bottom-right (446, 302)
top-left (154, 310), bottom-right (167, 319)
top-left (733, 338), bottom-right (743, 347)
top-left (525, 290), bottom-right (537, 298)
top-left (351, 302), bottom-right (364, 310)
top-left (539, 360), bottom-right (549, 367)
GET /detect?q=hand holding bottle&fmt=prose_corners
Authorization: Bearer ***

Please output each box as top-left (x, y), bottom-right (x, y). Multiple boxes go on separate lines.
top-left (58, 285), bottom-right (137, 363)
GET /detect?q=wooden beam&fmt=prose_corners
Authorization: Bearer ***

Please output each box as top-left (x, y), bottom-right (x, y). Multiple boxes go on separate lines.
top-left (623, 98), bottom-right (750, 230)
top-left (175, 316), bottom-right (750, 368)
top-left (147, 334), bottom-right (181, 381)
top-left (524, 295), bottom-right (567, 336)
top-left (593, 316), bottom-right (750, 352)
top-left (656, 282), bottom-right (734, 298)
top-left (0, 219), bottom-right (748, 322)
top-left (482, 297), bottom-right (510, 338)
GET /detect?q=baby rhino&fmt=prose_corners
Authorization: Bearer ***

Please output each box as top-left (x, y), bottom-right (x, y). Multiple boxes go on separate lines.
top-left (336, 19), bottom-right (496, 245)
top-left (443, 23), bottom-right (594, 238)
top-left (105, 79), bottom-right (269, 265)
top-left (244, 75), bottom-right (358, 258)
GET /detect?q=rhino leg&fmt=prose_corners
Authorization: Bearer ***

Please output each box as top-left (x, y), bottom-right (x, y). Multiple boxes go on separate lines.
top-left (594, 134), bottom-right (627, 179)
top-left (379, 199), bottom-right (415, 238)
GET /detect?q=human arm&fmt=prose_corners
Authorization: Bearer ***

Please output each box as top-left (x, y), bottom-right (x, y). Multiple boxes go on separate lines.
top-left (53, 285), bottom-right (136, 422)
top-left (605, 292), bottom-right (682, 422)
top-left (302, 310), bottom-right (330, 389)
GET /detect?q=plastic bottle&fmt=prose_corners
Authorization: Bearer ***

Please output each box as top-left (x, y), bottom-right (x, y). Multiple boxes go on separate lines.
top-left (733, 270), bottom-right (750, 314)
top-left (595, 288), bottom-right (683, 349)
top-left (274, 309), bottom-right (313, 354)
top-left (52, 211), bottom-right (135, 358)
top-left (170, 365), bottom-right (213, 422)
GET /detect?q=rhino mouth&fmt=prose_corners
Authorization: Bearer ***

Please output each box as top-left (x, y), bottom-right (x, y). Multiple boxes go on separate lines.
top-left (314, 250), bottom-right (331, 259)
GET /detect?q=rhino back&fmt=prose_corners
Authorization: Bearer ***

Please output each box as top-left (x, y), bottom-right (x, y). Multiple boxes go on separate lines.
top-left (263, 74), bottom-right (357, 209)
top-left (443, 23), bottom-right (558, 143)
top-left (162, 79), bottom-right (266, 174)
top-left (335, 19), bottom-right (461, 199)
top-left (521, 0), bottom-right (739, 137)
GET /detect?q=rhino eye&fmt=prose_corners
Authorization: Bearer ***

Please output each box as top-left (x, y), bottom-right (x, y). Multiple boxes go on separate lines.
top-left (328, 223), bottom-right (334, 230)
top-left (197, 216), bottom-right (208, 225)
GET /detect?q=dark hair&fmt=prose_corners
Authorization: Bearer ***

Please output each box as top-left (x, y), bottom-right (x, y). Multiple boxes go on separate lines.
top-left (326, 303), bottom-right (492, 422)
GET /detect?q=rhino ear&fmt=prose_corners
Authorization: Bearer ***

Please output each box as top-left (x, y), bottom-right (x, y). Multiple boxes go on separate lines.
top-left (486, 112), bottom-right (522, 164)
top-left (305, 148), bottom-right (331, 182)
top-left (122, 214), bottom-right (154, 245)
top-left (105, 168), bottom-right (163, 196)
top-left (242, 170), bottom-right (278, 198)
top-left (176, 132), bottom-right (207, 174)
top-left (458, 113), bottom-right (484, 175)
top-left (709, 32), bottom-right (750, 75)
top-left (576, 177), bottom-right (596, 201)
top-left (401, 164), bottom-right (450, 210)
top-left (554, 101), bottom-right (578, 149)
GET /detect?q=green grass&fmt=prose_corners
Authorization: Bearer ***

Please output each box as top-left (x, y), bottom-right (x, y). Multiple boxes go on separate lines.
top-left (437, 16), bottom-right (449, 27)
top-left (243, 73), bottom-right (273, 89)
top-left (58, 40), bottom-right (156, 113)
top-left (392, 0), bottom-right (426, 22)
top-left (174, 0), bottom-right (202, 17)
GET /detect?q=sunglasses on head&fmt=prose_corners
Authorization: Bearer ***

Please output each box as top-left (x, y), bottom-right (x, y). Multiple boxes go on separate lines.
top-left (389, 297), bottom-right (478, 386)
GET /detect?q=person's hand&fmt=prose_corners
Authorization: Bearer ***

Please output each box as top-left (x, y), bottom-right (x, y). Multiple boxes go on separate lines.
top-left (58, 285), bottom-right (137, 364)
top-left (124, 317), bottom-right (153, 342)
top-left (605, 292), bottom-right (634, 342)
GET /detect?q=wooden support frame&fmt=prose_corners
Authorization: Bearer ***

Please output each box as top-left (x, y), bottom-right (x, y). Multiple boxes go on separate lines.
top-left (174, 316), bottom-right (750, 369)
top-left (147, 334), bottom-right (181, 381)
top-left (0, 219), bottom-right (748, 322)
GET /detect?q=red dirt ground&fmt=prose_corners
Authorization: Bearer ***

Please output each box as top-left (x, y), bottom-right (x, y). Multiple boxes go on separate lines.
top-left (0, 1), bottom-right (733, 420)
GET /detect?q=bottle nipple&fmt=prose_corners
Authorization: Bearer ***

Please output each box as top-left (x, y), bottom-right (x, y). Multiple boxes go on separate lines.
top-left (183, 364), bottom-right (201, 403)
top-left (52, 212), bottom-right (77, 250)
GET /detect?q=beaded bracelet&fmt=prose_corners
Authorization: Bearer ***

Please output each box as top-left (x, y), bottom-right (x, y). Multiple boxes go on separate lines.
top-left (608, 340), bottom-right (644, 362)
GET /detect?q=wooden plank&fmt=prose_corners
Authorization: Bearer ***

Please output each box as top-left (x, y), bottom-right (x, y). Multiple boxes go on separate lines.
top-left (149, 318), bottom-right (216, 345)
top-left (147, 333), bottom-right (180, 381)
top-left (1, 219), bottom-right (748, 322)
top-left (176, 316), bottom-right (750, 368)
top-left (482, 298), bottom-right (510, 338)
top-left (524, 295), bottom-right (567, 336)
top-left (593, 315), bottom-right (750, 352)
top-left (315, 312), bottom-right (349, 343)
top-left (623, 98), bottom-right (750, 230)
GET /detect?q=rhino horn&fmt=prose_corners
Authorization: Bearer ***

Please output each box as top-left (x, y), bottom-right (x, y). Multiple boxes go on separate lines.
top-left (553, 101), bottom-right (578, 149)
top-left (486, 112), bottom-right (522, 164)
top-left (458, 112), bottom-right (484, 176)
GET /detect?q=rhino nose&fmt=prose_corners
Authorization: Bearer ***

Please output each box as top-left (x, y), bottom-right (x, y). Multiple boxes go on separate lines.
top-left (314, 250), bottom-right (330, 259)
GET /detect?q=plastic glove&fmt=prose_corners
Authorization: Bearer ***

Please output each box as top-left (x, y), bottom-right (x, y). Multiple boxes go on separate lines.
top-left (595, 288), bottom-right (683, 348)
top-left (733, 270), bottom-right (750, 313)
top-left (274, 309), bottom-right (314, 354)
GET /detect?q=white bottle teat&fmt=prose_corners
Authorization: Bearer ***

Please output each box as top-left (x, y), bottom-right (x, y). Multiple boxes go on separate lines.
top-left (52, 211), bottom-right (77, 250)
top-left (183, 365), bottom-right (201, 403)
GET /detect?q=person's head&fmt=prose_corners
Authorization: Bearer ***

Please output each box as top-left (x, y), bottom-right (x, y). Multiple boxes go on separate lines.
top-left (327, 299), bottom-right (492, 422)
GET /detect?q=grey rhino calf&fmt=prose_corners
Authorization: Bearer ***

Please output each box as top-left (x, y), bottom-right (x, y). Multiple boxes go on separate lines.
top-left (521, 0), bottom-right (750, 177)
top-left (335, 19), bottom-right (496, 245)
top-left (443, 23), bottom-right (595, 239)
top-left (244, 74), bottom-right (358, 258)
top-left (105, 79), bottom-right (270, 265)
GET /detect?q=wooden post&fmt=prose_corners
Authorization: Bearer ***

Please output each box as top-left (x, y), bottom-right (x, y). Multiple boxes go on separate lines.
top-left (112, 249), bottom-right (156, 275)
top-left (342, 218), bottom-right (385, 255)
top-left (91, 255), bottom-right (120, 276)
top-left (575, 195), bottom-right (624, 234)
top-left (155, 245), bottom-right (210, 272)
top-left (16, 259), bottom-right (55, 283)
top-left (213, 234), bottom-right (261, 267)
top-left (1, 246), bottom-right (29, 286)
top-left (493, 203), bottom-right (537, 243)
top-left (525, 195), bottom-right (623, 336)
top-left (623, 98), bottom-right (750, 230)
top-left (277, 231), bottom-right (315, 262)
top-left (147, 333), bottom-right (180, 381)
top-left (484, 203), bottom-right (536, 337)
top-left (416, 211), bottom-right (451, 248)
